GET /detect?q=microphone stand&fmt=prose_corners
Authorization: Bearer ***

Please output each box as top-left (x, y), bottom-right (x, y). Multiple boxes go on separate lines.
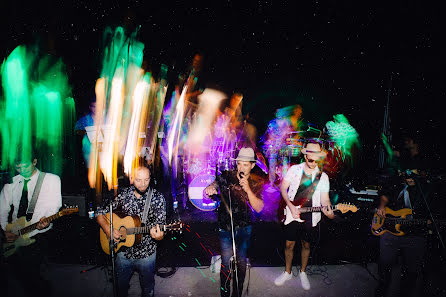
top-left (410, 174), bottom-right (445, 251)
top-left (109, 199), bottom-right (118, 297)
top-left (228, 189), bottom-right (240, 297)
top-left (215, 171), bottom-right (241, 297)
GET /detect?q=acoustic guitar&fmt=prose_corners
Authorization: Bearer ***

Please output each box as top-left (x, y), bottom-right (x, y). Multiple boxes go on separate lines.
top-left (371, 207), bottom-right (446, 236)
top-left (3, 206), bottom-right (79, 257)
top-left (99, 212), bottom-right (183, 255)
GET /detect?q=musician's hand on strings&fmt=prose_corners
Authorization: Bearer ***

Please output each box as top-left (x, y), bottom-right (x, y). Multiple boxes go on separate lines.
top-left (5, 232), bottom-right (18, 243)
top-left (36, 216), bottom-right (50, 230)
top-left (377, 207), bottom-right (386, 218)
top-left (112, 229), bottom-right (121, 242)
top-left (289, 204), bottom-right (300, 219)
top-left (150, 224), bottom-right (164, 241)
top-left (321, 205), bottom-right (334, 218)
top-left (205, 185), bottom-right (218, 196)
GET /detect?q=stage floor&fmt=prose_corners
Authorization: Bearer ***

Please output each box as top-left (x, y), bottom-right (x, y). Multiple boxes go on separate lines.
top-left (8, 263), bottom-right (380, 297)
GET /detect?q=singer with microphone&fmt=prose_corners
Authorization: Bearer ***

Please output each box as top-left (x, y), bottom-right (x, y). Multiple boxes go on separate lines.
top-left (205, 147), bottom-right (264, 297)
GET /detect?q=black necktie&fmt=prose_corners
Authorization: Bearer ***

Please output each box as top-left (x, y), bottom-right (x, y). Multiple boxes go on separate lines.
top-left (17, 179), bottom-right (31, 220)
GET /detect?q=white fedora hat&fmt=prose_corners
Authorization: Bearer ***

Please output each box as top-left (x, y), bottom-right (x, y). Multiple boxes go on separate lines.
top-left (234, 147), bottom-right (256, 162)
top-left (301, 142), bottom-right (327, 158)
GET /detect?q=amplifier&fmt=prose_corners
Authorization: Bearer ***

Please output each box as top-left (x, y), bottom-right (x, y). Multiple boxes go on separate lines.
top-left (62, 195), bottom-right (87, 217)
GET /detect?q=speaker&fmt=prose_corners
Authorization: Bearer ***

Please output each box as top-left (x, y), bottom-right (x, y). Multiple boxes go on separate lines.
top-left (62, 195), bottom-right (87, 217)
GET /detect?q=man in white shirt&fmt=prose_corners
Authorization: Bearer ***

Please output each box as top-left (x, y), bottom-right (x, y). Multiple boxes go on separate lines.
top-left (0, 152), bottom-right (62, 296)
top-left (274, 140), bottom-right (334, 290)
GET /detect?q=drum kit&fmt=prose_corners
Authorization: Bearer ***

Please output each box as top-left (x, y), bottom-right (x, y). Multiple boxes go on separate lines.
top-left (183, 130), bottom-right (239, 211)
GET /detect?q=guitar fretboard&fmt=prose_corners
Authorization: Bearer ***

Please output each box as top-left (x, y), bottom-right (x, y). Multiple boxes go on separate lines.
top-left (299, 205), bottom-right (337, 213)
top-left (19, 213), bottom-right (61, 235)
top-left (127, 225), bottom-right (168, 235)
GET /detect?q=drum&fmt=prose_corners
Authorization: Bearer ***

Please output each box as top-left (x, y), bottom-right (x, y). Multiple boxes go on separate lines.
top-left (188, 172), bottom-right (218, 211)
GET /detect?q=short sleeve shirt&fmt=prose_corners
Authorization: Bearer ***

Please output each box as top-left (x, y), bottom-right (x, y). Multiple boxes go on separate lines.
top-left (284, 163), bottom-right (329, 227)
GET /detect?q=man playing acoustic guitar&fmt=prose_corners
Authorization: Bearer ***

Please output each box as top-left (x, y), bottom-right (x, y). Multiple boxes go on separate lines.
top-left (274, 140), bottom-right (334, 290)
top-left (96, 166), bottom-right (166, 297)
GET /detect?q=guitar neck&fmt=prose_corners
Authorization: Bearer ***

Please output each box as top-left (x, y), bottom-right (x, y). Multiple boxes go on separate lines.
top-left (299, 205), bottom-right (337, 213)
top-left (19, 212), bottom-right (61, 236)
top-left (388, 218), bottom-right (446, 225)
top-left (127, 224), bottom-right (167, 235)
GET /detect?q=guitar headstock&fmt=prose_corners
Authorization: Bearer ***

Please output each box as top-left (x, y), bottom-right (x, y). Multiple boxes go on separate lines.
top-left (165, 221), bottom-right (184, 232)
top-left (337, 203), bottom-right (358, 214)
top-left (59, 206), bottom-right (79, 216)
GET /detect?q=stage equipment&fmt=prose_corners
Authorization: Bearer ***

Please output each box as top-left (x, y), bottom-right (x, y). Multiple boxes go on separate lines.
top-left (188, 171), bottom-right (217, 211)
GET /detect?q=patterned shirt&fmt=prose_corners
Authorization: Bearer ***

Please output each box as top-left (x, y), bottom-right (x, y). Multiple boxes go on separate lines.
top-left (96, 186), bottom-right (166, 259)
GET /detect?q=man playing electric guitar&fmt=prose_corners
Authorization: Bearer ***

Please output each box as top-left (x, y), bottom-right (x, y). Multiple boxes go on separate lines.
top-left (0, 150), bottom-right (62, 297)
top-left (375, 169), bottom-right (432, 297)
top-left (96, 166), bottom-right (166, 297)
top-left (274, 140), bottom-right (334, 290)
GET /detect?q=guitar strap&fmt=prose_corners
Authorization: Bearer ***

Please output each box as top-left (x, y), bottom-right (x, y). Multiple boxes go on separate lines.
top-left (141, 188), bottom-right (153, 224)
top-left (293, 171), bottom-right (322, 203)
top-left (26, 172), bottom-right (46, 221)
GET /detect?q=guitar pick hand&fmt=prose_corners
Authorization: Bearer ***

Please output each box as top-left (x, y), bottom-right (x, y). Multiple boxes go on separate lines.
top-left (5, 232), bottom-right (18, 243)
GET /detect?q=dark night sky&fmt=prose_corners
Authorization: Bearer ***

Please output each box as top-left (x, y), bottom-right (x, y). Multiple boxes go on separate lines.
top-left (1, 1), bottom-right (444, 168)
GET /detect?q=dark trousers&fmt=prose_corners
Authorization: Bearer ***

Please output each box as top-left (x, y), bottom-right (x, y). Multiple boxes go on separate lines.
top-left (219, 225), bottom-right (252, 297)
top-left (115, 252), bottom-right (157, 297)
top-left (5, 233), bottom-right (51, 297)
top-left (375, 233), bottom-right (426, 297)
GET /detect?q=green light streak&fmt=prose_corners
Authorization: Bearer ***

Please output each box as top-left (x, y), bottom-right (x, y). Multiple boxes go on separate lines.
top-left (325, 114), bottom-right (360, 163)
top-left (1, 45), bottom-right (73, 175)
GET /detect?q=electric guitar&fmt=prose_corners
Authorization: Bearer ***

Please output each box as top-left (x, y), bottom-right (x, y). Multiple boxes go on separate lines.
top-left (280, 202), bottom-right (358, 225)
top-left (371, 207), bottom-right (446, 236)
top-left (3, 206), bottom-right (79, 257)
top-left (99, 212), bottom-right (183, 255)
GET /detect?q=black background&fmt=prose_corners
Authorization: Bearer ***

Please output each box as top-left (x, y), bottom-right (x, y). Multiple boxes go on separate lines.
top-left (1, 1), bottom-right (444, 170)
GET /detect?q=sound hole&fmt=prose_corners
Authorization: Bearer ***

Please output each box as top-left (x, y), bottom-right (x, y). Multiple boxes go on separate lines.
top-left (119, 226), bottom-right (128, 241)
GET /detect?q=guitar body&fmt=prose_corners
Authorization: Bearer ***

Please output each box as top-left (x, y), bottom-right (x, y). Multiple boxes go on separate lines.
top-left (283, 205), bottom-right (305, 225)
top-left (371, 207), bottom-right (413, 236)
top-left (100, 213), bottom-right (142, 255)
top-left (279, 199), bottom-right (308, 224)
top-left (3, 217), bottom-right (36, 257)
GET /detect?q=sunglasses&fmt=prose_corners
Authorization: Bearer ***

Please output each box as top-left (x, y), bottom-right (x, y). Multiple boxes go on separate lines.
top-left (307, 158), bottom-right (322, 163)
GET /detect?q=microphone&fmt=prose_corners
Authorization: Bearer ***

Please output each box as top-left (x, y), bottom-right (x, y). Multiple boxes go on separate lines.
top-left (239, 172), bottom-right (245, 179)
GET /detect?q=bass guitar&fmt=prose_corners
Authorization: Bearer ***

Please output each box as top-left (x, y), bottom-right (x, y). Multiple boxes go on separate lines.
top-left (371, 207), bottom-right (446, 236)
top-left (99, 212), bottom-right (183, 255)
top-left (279, 201), bottom-right (357, 225)
top-left (3, 206), bottom-right (79, 257)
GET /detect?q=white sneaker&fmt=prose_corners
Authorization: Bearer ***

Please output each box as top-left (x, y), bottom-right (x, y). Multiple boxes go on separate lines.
top-left (299, 271), bottom-right (311, 290)
top-left (274, 271), bottom-right (292, 286)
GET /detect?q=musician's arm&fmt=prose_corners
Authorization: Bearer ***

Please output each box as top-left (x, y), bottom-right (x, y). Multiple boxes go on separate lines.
top-left (150, 191), bottom-right (166, 241)
top-left (246, 186), bottom-right (264, 213)
top-left (96, 197), bottom-right (121, 241)
top-left (321, 192), bottom-right (335, 219)
top-left (280, 179), bottom-right (293, 208)
top-left (0, 185), bottom-right (10, 232)
top-left (377, 195), bottom-right (389, 218)
top-left (281, 166), bottom-right (301, 219)
top-left (319, 174), bottom-right (334, 219)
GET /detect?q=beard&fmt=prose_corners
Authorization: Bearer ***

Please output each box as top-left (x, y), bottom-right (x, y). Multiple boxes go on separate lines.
top-left (135, 186), bottom-right (149, 196)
